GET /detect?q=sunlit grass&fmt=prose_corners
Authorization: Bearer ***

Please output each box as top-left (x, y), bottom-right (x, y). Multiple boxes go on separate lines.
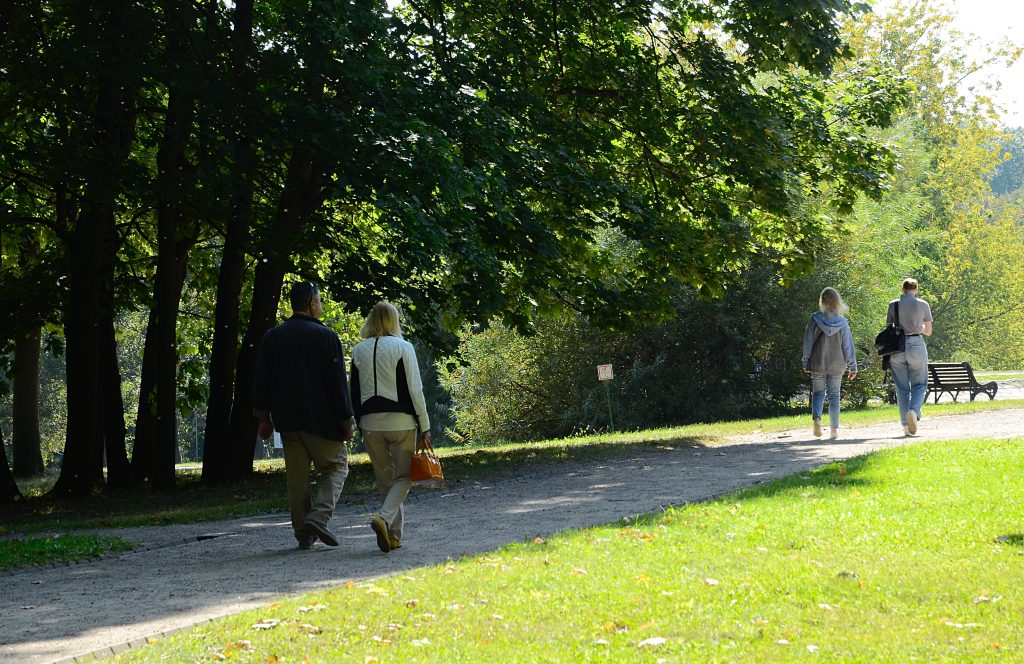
top-left (0, 534), bottom-right (133, 571)
top-left (119, 437), bottom-right (1024, 662)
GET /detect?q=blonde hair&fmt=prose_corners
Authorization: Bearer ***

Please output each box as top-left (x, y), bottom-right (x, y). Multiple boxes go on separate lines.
top-left (360, 301), bottom-right (403, 338)
top-left (819, 287), bottom-right (849, 316)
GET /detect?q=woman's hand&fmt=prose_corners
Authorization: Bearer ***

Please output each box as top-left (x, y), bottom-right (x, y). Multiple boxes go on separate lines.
top-left (419, 431), bottom-right (431, 450)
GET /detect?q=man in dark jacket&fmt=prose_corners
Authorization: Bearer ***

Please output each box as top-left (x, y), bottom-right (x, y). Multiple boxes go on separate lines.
top-left (254, 282), bottom-right (355, 549)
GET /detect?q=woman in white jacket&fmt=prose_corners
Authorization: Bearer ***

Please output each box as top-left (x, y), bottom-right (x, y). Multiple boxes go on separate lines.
top-left (350, 301), bottom-right (431, 553)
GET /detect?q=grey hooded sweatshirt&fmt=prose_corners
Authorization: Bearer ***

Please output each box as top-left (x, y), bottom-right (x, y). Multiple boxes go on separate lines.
top-left (801, 313), bottom-right (857, 374)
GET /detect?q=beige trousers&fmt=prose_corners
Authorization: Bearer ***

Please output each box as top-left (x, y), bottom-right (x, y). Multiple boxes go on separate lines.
top-left (362, 428), bottom-right (416, 540)
top-left (280, 431), bottom-right (349, 541)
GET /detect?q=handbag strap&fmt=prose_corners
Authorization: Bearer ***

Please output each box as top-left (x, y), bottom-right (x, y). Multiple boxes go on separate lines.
top-left (418, 437), bottom-right (436, 454)
top-left (893, 301), bottom-right (902, 330)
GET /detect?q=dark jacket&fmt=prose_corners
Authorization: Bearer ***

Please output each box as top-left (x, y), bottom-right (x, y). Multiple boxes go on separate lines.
top-left (253, 314), bottom-right (354, 441)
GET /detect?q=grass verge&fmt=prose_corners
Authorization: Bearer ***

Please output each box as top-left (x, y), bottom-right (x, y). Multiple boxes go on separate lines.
top-left (6, 400), bottom-right (1023, 535)
top-left (0, 534), bottom-right (134, 572)
top-left (118, 437), bottom-right (1024, 662)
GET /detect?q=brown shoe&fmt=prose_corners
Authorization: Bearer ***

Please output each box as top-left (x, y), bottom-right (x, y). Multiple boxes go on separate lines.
top-left (389, 534), bottom-right (401, 550)
top-left (370, 515), bottom-right (392, 553)
top-left (906, 411), bottom-right (917, 435)
top-left (813, 417), bottom-right (822, 438)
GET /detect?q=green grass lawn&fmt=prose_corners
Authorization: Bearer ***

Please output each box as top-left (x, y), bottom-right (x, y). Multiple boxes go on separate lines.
top-left (117, 437), bottom-right (1024, 662)
top-left (0, 534), bottom-right (133, 572)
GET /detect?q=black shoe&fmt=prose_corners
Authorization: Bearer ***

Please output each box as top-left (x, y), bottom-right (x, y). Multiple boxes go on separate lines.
top-left (297, 535), bottom-right (316, 550)
top-left (370, 515), bottom-right (392, 553)
top-left (389, 534), bottom-right (401, 550)
top-left (307, 521), bottom-right (339, 547)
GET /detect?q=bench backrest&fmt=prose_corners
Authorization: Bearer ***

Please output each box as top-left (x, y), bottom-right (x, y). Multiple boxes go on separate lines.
top-left (928, 362), bottom-right (976, 387)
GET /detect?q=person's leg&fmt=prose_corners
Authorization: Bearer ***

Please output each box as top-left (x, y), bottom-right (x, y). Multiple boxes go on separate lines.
top-left (363, 429), bottom-right (394, 502)
top-left (378, 429), bottom-right (416, 541)
top-left (363, 429), bottom-right (396, 552)
top-left (303, 432), bottom-right (349, 530)
top-left (889, 352), bottom-right (912, 428)
top-left (281, 432), bottom-right (313, 541)
top-left (826, 373), bottom-right (842, 431)
top-left (906, 338), bottom-right (930, 423)
top-left (810, 372), bottom-right (826, 436)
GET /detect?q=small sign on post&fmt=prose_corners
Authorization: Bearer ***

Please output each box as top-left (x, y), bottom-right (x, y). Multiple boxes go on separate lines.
top-left (597, 364), bottom-right (615, 431)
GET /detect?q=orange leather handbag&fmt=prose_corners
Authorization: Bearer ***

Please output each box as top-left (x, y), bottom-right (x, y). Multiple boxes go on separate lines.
top-left (410, 438), bottom-right (444, 488)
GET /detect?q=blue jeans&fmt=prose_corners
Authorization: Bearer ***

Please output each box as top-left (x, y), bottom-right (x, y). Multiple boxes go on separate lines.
top-left (811, 372), bottom-right (843, 430)
top-left (889, 335), bottom-right (928, 426)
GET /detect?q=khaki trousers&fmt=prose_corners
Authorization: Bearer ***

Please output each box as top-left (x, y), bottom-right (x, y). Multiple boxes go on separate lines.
top-left (281, 431), bottom-right (349, 541)
top-left (362, 428), bottom-right (416, 540)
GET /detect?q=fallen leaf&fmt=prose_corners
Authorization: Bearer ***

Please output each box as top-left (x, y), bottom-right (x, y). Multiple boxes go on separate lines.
top-left (252, 619), bottom-right (280, 631)
top-left (592, 639), bottom-right (610, 646)
top-left (344, 581), bottom-right (356, 589)
top-left (405, 599), bottom-right (420, 608)
top-left (264, 656), bottom-right (279, 664)
top-left (299, 603), bottom-right (326, 613)
top-left (533, 537), bottom-right (545, 545)
top-left (411, 639), bottom-right (431, 647)
top-left (807, 645), bottom-right (819, 653)
top-left (704, 578), bottom-right (720, 586)
top-left (776, 639), bottom-right (791, 645)
top-left (298, 624), bottom-right (321, 634)
top-left (572, 568), bottom-right (588, 576)
top-left (637, 637), bottom-right (667, 648)
top-left (818, 603), bottom-right (835, 611)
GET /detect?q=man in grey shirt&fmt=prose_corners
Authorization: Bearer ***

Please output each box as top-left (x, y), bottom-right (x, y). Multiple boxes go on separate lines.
top-left (886, 278), bottom-right (933, 436)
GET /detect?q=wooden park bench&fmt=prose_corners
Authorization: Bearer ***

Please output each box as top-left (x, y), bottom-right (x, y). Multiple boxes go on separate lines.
top-left (926, 362), bottom-right (998, 403)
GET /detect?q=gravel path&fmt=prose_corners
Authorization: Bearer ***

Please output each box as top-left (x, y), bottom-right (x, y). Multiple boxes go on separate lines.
top-left (2, 408), bottom-right (1021, 663)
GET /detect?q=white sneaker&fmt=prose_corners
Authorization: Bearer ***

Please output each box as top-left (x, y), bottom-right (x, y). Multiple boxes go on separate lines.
top-left (906, 411), bottom-right (917, 435)
top-left (813, 418), bottom-right (822, 437)
top-left (903, 425), bottom-right (910, 437)
top-left (830, 429), bottom-right (838, 440)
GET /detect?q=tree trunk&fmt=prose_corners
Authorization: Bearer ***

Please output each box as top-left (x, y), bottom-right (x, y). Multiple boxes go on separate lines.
top-left (1, 427), bottom-right (25, 506)
top-left (52, 204), bottom-right (107, 498)
top-left (131, 308), bottom-right (159, 483)
top-left (201, 215), bottom-right (249, 483)
top-left (1, 225), bottom-right (26, 505)
top-left (225, 259), bottom-right (286, 480)
top-left (51, 6), bottom-right (138, 498)
top-left (99, 303), bottom-right (132, 490)
top-left (202, 0), bottom-right (257, 484)
top-left (12, 326), bottom-right (45, 477)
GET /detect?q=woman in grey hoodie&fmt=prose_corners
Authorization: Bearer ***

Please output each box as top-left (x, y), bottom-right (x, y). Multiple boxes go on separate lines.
top-left (802, 287), bottom-right (858, 439)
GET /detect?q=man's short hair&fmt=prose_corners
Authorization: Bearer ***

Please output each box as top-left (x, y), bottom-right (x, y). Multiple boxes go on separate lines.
top-left (902, 277), bottom-right (919, 292)
top-left (290, 282), bottom-right (320, 311)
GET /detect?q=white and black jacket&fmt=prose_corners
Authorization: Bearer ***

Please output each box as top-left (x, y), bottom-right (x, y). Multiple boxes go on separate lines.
top-left (350, 335), bottom-right (430, 431)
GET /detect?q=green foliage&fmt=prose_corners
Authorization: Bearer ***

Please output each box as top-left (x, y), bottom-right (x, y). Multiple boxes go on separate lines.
top-left (440, 263), bottom-right (851, 444)
top-left (991, 127), bottom-right (1024, 195)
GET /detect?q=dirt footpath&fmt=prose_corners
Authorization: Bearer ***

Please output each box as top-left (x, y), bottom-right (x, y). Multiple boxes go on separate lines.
top-left (1, 409), bottom-right (1021, 663)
